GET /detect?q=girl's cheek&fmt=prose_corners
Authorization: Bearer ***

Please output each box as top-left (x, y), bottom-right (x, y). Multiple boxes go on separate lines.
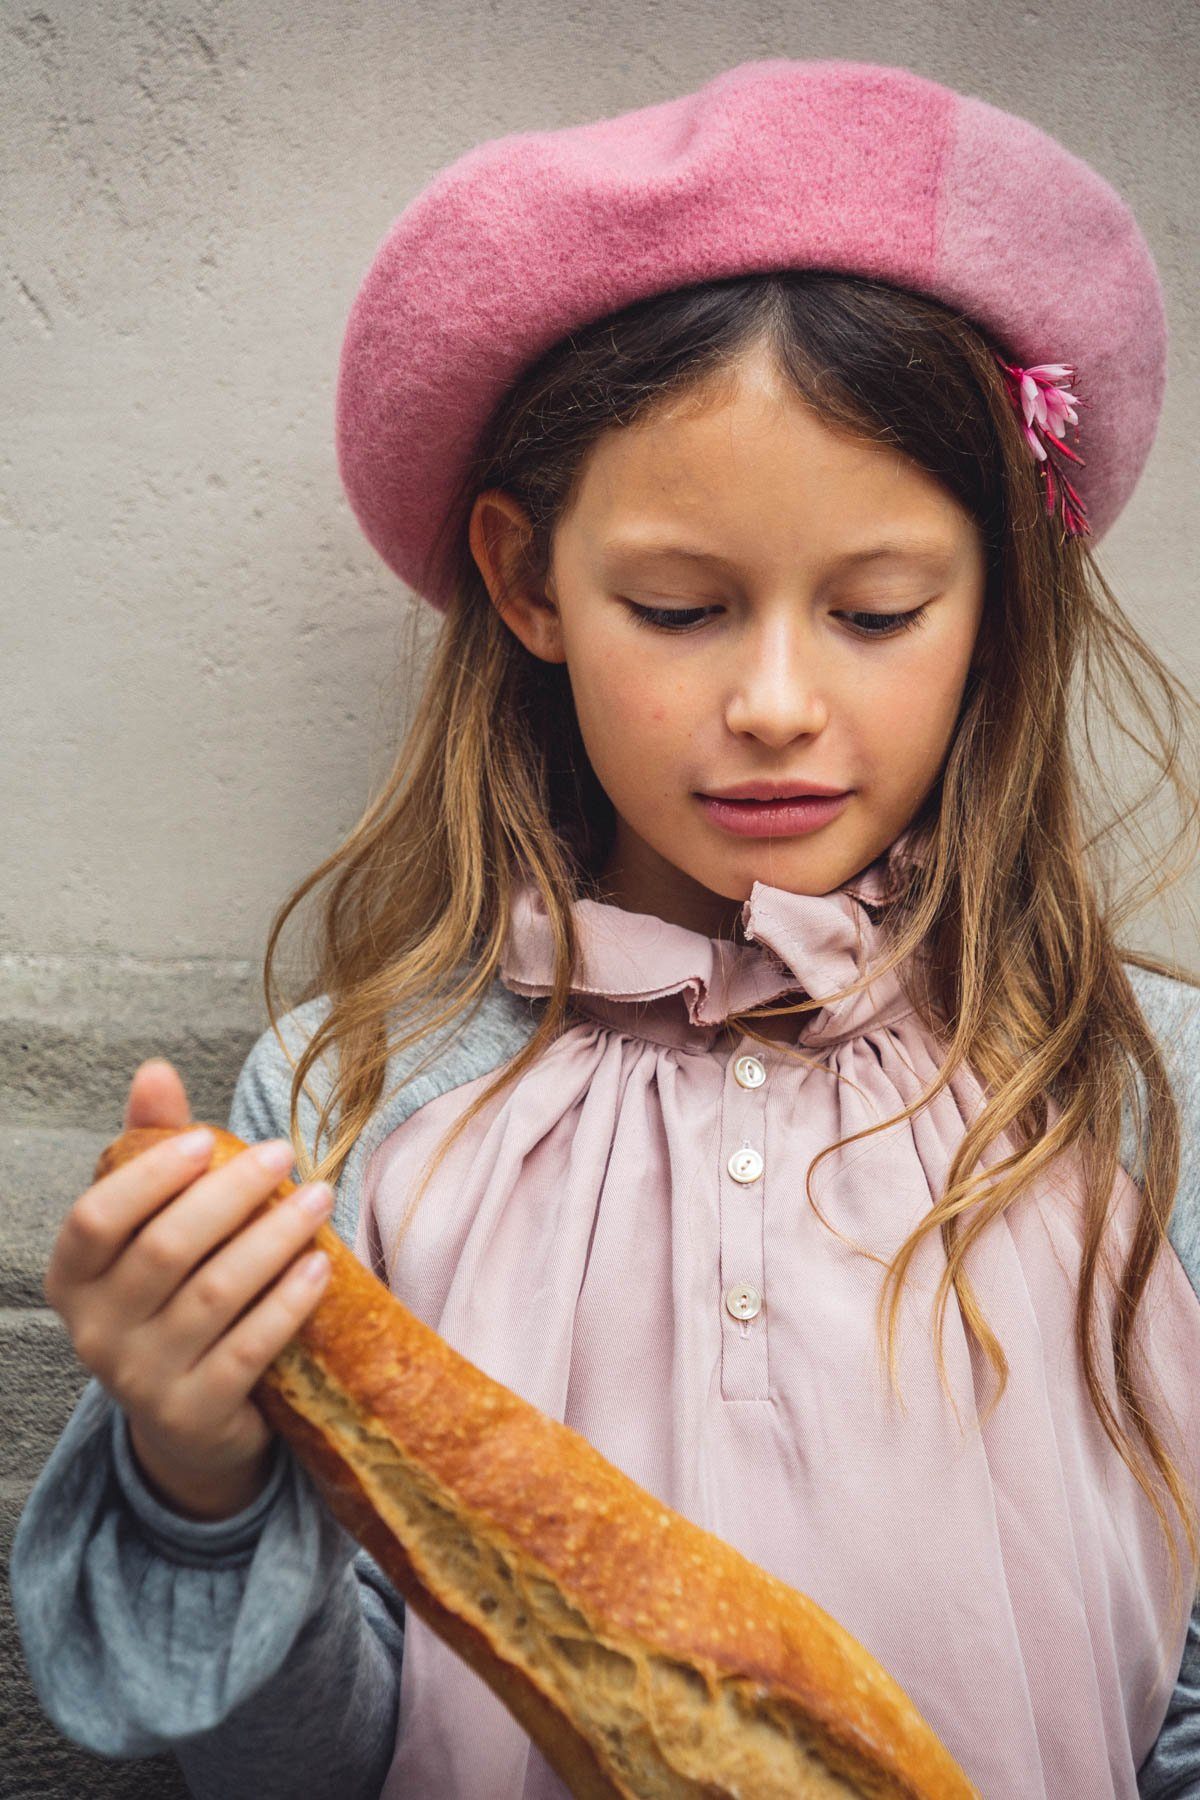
top-left (594, 658), bottom-right (667, 720)
top-left (585, 643), bottom-right (693, 739)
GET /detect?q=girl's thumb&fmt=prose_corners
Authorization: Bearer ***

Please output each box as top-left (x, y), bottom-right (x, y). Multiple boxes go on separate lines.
top-left (123, 1058), bottom-right (192, 1131)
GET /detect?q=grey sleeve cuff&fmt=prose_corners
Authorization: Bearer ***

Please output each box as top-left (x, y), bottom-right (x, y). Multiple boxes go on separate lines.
top-left (109, 1403), bottom-right (292, 1562)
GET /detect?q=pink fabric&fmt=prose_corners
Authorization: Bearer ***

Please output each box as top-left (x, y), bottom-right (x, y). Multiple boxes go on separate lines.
top-left (335, 57), bottom-right (1167, 608)
top-left (357, 832), bottom-right (1200, 1798)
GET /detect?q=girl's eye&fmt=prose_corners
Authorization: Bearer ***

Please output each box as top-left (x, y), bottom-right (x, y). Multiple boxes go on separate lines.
top-left (841, 606), bottom-right (930, 638)
top-left (625, 604), bottom-right (712, 632)
top-left (623, 602), bottom-right (931, 638)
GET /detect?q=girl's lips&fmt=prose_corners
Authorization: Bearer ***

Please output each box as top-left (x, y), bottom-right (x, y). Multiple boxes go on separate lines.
top-left (697, 791), bottom-right (851, 838)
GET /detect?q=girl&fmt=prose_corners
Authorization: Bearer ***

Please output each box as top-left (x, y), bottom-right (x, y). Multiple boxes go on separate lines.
top-left (10, 56), bottom-right (1200, 1800)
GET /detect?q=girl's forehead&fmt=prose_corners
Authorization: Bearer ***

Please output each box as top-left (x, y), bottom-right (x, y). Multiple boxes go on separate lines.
top-left (592, 532), bottom-right (965, 581)
top-left (563, 426), bottom-right (975, 575)
top-left (575, 382), bottom-right (941, 501)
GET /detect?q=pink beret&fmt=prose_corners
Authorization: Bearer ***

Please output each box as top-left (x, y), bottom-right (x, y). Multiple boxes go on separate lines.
top-left (335, 57), bottom-right (1167, 610)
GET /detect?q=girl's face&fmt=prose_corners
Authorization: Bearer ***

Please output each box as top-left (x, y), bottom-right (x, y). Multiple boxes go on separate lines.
top-left (471, 345), bottom-right (986, 941)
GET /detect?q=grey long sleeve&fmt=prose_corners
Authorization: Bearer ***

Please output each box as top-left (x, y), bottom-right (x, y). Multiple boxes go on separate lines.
top-left (8, 1370), bottom-right (403, 1797)
top-left (1139, 1599), bottom-right (1200, 1798)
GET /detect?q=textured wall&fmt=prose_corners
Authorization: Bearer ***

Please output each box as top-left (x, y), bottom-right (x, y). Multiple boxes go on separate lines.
top-left (3, 0), bottom-right (1198, 964)
top-left (3, 2), bottom-right (1197, 1793)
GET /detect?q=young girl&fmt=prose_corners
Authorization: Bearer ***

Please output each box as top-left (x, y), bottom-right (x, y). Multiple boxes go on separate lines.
top-left (10, 56), bottom-right (1200, 1800)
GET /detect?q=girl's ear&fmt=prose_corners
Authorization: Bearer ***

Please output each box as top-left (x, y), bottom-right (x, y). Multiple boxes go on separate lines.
top-left (468, 489), bottom-right (567, 664)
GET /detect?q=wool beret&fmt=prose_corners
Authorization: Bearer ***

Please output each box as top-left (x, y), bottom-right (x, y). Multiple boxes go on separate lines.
top-left (335, 57), bottom-right (1167, 609)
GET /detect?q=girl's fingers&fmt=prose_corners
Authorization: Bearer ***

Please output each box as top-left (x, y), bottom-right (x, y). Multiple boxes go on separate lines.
top-left (48, 1130), bottom-right (222, 1296)
top-left (176, 1240), bottom-right (332, 1418)
top-left (147, 1178), bottom-right (335, 1375)
top-left (105, 1139), bottom-right (303, 1320)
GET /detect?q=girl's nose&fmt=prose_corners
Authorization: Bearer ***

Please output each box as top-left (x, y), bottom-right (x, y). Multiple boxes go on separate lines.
top-left (723, 620), bottom-right (831, 747)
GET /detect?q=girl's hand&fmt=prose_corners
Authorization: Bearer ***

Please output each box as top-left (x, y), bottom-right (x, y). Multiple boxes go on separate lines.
top-left (43, 1057), bottom-right (334, 1521)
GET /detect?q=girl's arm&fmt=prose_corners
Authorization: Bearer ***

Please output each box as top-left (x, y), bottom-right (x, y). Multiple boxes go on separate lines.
top-left (9, 1010), bottom-right (407, 1797)
top-left (8, 1370), bottom-right (403, 1799)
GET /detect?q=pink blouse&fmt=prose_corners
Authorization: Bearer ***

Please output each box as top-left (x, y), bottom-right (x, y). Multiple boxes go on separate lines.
top-left (355, 832), bottom-right (1200, 1799)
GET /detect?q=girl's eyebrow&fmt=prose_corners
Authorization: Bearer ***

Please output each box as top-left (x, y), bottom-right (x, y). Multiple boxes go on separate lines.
top-left (598, 537), bottom-right (956, 570)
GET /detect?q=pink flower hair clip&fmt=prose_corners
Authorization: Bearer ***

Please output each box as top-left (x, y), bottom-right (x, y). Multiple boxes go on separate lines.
top-left (993, 355), bottom-right (1092, 537)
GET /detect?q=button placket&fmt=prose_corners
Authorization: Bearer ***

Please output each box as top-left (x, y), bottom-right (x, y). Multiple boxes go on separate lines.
top-left (718, 1037), bottom-right (771, 1401)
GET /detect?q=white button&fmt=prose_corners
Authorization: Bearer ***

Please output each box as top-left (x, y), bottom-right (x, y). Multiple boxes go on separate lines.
top-left (733, 1054), bottom-right (766, 1089)
top-left (727, 1146), bottom-right (763, 1184)
top-left (724, 1282), bottom-right (763, 1320)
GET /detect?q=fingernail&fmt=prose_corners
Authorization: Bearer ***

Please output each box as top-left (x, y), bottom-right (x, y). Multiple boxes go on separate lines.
top-left (293, 1181), bottom-right (334, 1218)
top-left (253, 1139), bottom-right (295, 1172)
top-left (177, 1128), bottom-right (216, 1155)
top-left (297, 1250), bottom-right (330, 1285)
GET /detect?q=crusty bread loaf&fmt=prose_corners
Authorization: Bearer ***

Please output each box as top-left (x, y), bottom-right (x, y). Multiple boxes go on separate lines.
top-left (95, 1123), bottom-right (979, 1799)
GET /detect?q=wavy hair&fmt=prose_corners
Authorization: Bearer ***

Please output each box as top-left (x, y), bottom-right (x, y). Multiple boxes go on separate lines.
top-left (261, 271), bottom-right (1200, 1662)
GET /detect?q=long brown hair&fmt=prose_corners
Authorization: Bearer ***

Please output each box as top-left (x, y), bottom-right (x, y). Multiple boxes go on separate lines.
top-left (263, 271), bottom-right (1200, 1657)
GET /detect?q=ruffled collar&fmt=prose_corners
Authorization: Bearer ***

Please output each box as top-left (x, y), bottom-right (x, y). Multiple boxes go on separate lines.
top-left (498, 823), bottom-right (935, 1050)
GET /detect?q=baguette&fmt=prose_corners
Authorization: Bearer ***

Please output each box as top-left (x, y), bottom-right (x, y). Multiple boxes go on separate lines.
top-left (95, 1123), bottom-right (979, 1800)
